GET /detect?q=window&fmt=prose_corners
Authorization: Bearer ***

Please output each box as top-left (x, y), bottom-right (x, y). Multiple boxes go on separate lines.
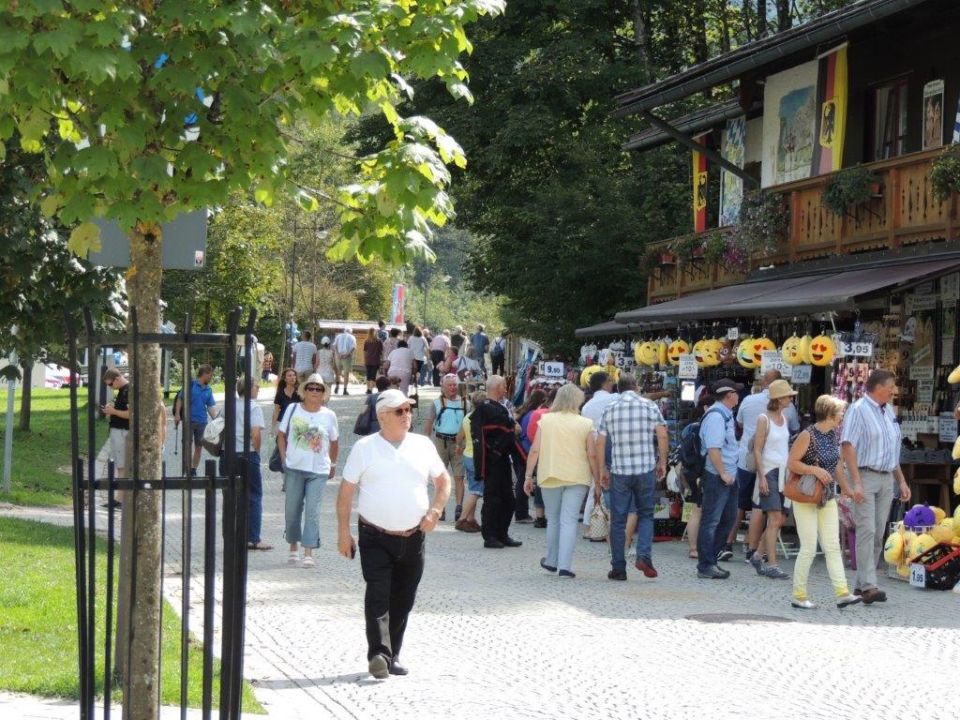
top-left (870, 78), bottom-right (909, 160)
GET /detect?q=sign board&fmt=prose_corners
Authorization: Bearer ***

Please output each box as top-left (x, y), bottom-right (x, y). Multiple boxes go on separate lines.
top-left (941, 273), bottom-right (960, 303)
top-left (88, 210), bottom-right (208, 269)
top-left (542, 361), bottom-right (565, 378)
top-left (906, 294), bottom-right (937, 314)
top-left (939, 413), bottom-right (958, 443)
top-left (838, 341), bottom-right (874, 358)
top-left (760, 351), bottom-right (783, 374)
top-left (726, 327), bottom-right (739, 340)
top-left (916, 379), bottom-right (935, 404)
top-left (909, 365), bottom-right (935, 381)
top-left (790, 365), bottom-right (812, 384)
top-left (677, 354), bottom-right (698, 379)
top-left (910, 563), bottom-right (926, 588)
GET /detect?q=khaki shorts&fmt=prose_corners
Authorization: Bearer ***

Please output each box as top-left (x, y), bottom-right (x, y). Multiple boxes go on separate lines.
top-left (337, 353), bottom-right (354, 378)
top-left (108, 427), bottom-right (128, 470)
top-left (433, 435), bottom-right (463, 478)
top-left (297, 370), bottom-right (313, 385)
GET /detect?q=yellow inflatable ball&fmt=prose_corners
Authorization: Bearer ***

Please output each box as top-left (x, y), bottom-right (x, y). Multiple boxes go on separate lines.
top-left (781, 335), bottom-right (806, 366)
top-left (667, 339), bottom-right (690, 366)
top-left (579, 364), bottom-right (604, 389)
top-left (736, 338), bottom-right (757, 369)
top-left (657, 341), bottom-right (668, 367)
top-left (902, 530), bottom-right (917, 552)
top-left (931, 522), bottom-right (955, 544)
top-left (909, 533), bottom-right (936, 561)
top-left (692, 339), bottom-right (708, 367)
top-left (949, 363), bottom-right (960, 384)
top-left (931, 506), bottom-right (947, 524)
top-left (883, 533), bottom-right (904, 564)
top-left (952, 436), bottom-right (960, 461)
top-left (897, 563), bottom-right (910, 579)
top-left (798, 335), bottom-right (813, 364)
top-left (954, 466), bottom-right (960, 495)
top-left (808, 335), bottom-right (836, 367)
top-left (954, 505), bottom-right (960, 526)
top-left (635, 341), bottom-right (659, 367)
top-left (749, 337), bottom-right (777, 366)
top-left (704, 339), bottom-right (723, 367)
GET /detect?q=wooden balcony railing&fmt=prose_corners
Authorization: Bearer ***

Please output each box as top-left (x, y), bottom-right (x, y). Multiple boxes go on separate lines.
top-left (645, 148), bottom-right (957, 302)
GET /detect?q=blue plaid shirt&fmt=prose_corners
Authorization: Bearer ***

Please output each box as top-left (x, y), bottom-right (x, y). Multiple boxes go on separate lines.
top-left (597, 391), bottom-right (666, 475)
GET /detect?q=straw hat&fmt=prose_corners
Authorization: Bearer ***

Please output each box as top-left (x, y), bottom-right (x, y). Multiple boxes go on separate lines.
top-left (768, 379), bottom-right (798, 400)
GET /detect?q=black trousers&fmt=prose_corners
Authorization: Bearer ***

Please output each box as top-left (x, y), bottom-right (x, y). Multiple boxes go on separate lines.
top-left (358, 521), bottom-right (425, 662)
top-left (491, 355), bottom-right (505, 376)
top-left (512, 457), bottom-right (531, 520)
top-left (430, 350), bottom-right (446, 386)
top-left (481, 459), bottom-right (515, 541)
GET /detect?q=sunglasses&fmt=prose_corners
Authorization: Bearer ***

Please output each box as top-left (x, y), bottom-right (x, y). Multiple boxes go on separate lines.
top-left (392, 407), bottom-right (412, 416)
top-left (305, 385), bottom-right (325, 393)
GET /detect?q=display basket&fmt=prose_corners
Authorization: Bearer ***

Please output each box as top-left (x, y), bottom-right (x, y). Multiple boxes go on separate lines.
top-left (908, 542), bottom-right (960, 590)
top-left (885, 522), bottom-right (934, 582)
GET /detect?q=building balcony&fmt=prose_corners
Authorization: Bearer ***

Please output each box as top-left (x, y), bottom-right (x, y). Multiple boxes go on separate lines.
top-left (645, 148), bottom-right (956, 302)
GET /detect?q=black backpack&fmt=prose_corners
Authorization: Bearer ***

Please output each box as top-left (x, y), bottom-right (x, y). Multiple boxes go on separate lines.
top-left (678, 408), bottom-right (727, 481)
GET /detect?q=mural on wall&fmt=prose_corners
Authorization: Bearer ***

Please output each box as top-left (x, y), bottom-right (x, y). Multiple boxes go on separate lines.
top-left (720, 116), bottom-right (746, 227)
top-left (923, 79), bottom-right (944, 151)
top-left (776, 86), bottom-right (816, 183)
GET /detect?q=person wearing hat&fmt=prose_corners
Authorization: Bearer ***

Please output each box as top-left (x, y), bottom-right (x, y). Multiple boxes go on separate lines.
top-left (315, 336), bottom-right (336, 386)
top-left (696, 379), bottom-right (743, 579)
top-left (450, 325), bottom-right (466, 354)
top-left (335, 389), bottom-right (451, 679)
top-left (748, 379), bottom-right (798, 580)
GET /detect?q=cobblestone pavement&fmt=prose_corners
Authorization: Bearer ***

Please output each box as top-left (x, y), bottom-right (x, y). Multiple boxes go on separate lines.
top-left (4, 382), bottom-right (960, 720)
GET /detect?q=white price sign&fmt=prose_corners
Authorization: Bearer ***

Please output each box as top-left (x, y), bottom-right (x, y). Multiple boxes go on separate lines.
top-left (760, 351), bottom-right (783, 374)
top-left (909, 365), bottom-right (935, 381)
top-left (839, 342), bottom-right (874, 358)
top-left (543, 361), bottom-right (565, 378)
top-left (939, 413), bottom-right (958, 443)
top-left (916, 379), bottom-right (935, 404)
top-left (727, 327), bottom-right (740, 340)
top-left (910, 563), bottom-right (927, 588)
top-left (790, 365), bottom-right (812, 384)
top-left (677, 354), bottom-right (699, 379)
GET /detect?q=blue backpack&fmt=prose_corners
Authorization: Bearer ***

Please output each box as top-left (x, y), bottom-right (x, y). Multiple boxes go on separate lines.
top-left (679, 408), bottom-right (728, 480)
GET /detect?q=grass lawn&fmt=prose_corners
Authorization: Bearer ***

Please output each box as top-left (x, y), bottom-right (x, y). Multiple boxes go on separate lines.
top-left (0, 516), bottom-right (263, 712)
top-left (0, 388), bottom-right (108, 507)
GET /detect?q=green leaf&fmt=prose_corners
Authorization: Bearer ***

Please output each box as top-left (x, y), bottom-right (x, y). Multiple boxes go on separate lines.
top-left (254, 184), bottom-right (274, 207)
top-left (68, 222), bottom-right (102, 257)
top-left (39, 194), bottom-right (62, 218)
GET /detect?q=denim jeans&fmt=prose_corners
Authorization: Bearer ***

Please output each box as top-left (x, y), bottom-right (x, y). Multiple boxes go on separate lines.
top-left (284, 468), bottom-right (326, 548)
top-left (218, 451), bottom-right (263, 544)
top-left (697, 470), bottom-right (738, 573)
top-left (609, 471), bottom-right (657, 571)
top-left (540, 484), bottom-right (588, 572)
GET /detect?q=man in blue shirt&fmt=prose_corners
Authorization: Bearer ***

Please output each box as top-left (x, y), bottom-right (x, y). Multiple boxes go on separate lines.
top-left (189, 364), bottom-right (218, 472)
top-left (469, 324), bottom-right (490, 376)
top-left (696, 379), bottom-right (743, 579)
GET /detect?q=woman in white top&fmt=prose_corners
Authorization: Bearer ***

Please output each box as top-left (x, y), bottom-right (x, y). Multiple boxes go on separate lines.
top-left (385, 339), bottom-right (415, 395)
top-left (750, 379), bottom-right (797, 580)
top-left (407, 327), bottom-right (429, 388)
top-left (277, 373), bottom-right (339, 568)
top-left (315, 337), bottom-right (336, 385)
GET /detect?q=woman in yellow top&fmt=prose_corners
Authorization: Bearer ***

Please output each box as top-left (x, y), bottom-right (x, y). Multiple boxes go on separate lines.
top-left (524, 383), bottom-right (599, 577)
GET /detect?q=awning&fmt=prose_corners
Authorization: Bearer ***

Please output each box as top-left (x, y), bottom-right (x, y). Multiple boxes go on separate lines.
top-left (574, 320), bottom-right (631, 339)
top-left (615, 258), bottom-right (960, 324)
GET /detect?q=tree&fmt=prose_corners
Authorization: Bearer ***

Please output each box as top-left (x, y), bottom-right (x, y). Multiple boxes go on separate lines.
top-left (0, 2), bottom-right (502, 717)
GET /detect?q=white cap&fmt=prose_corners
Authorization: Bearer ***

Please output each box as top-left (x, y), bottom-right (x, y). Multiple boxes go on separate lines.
top-left (376, 389), bottom-right (414, 413)
top-left (321, 336), bottom-right (330, 345)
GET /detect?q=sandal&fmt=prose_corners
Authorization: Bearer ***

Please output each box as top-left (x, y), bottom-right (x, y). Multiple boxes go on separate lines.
top-left (287, 551), bottom-right (299, 565)
top-left (248, 542), bottom-right (273, 551)
top-left (302, 556), bottom-right (315, 568)
top-left (688, 550), bottom-right (699, 559)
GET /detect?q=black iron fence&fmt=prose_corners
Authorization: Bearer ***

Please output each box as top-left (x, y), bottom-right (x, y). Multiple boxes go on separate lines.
top-left (67, 306), bottom-right (256, 720)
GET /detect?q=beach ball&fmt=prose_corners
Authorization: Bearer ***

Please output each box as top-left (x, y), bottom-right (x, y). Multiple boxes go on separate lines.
top-left (635, 341), bottom-right (658, 367)
top-left (798, 335), bottom-right (813, 364)
top-left (909, 533), bottom-right (936, 560)
top-left (667, 339), bottom-right (690, 366)
top-left (781, 335), bottom-right (806, 366)
top-left (883, 533), bottom-right (904, 564)
top-left (736, 338), bottom-right (757, 369)
top-left (954, 467), bottom-right (960, 495)
top-left (953, 436), bottom-right (960, 461)
top-left (931, 522), bottom-right (954, 544)
top-left (808, 335), bottom-right (836, 367)
top-left (954, 505), bottom-right (960, 526)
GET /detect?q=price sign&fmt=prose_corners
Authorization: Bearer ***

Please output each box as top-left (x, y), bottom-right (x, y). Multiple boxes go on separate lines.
top-left (677, 354), bottom-right (699, 379)
top-left (910, 365), bottom-right (935, 381)
top-left (916, 379), bottom-right (934, 404)
top-left (939, 413), bottom-right (958, 443)
top-left (760, 351), bottom-right (783, 374)
top-left (910, 563), bottom-right (927, 588)
top-left (838, 341), bottom-right (874, 358)
top-left (941, 273), bottom-right (960, 302)
top-left (727, 327), bottom-right (740, 340)
top-left (790, 365), bottom-right (812, 384)
top-left (543, 361), bottom-right (564, 378)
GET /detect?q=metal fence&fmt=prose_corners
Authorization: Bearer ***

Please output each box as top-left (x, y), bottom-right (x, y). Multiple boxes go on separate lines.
top-left (67, 306), bottom-right (257, 720)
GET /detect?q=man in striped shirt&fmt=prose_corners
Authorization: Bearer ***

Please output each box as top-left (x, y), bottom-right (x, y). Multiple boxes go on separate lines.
top-left (840, 369), bottom-right (911, 604)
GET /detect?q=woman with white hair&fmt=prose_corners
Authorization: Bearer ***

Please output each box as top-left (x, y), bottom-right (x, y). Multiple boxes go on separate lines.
top-left (523, 383), bottom-right (598, 578)
top-left (316, 337), bottom-right (336, 386)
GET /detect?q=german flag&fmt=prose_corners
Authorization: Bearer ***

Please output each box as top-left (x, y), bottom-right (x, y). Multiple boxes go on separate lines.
top-left (812, 44), bottom-right (848, 175)
top-left (692, 133), bottom-right (708, 233)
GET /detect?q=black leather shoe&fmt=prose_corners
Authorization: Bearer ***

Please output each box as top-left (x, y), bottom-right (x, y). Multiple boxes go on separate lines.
top-left (608, 569), bottom-right (627, 581)
top-left (501, 537), bottom-right (522, 547)
top-left (389, 659), bottom-right (408, 676)
top-left (540, 558), bottom-right (557, 572)
top-left (484, 539), bottom-right (505, 549)
top-left (533, 517), bottom-right (547, 528)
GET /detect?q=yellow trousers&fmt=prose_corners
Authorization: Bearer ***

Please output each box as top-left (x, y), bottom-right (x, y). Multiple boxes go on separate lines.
top-left (792, 499), bottom-right (849, 601)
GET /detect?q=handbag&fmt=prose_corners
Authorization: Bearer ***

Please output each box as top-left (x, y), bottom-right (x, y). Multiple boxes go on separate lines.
top-left (783, 439), bottom-right (823, 505)
top-left (743, 414), bottom-right (766, 473)
top-left (353, 396), bottom-right (374, 436)
top-left (270, 402), bottom-right (298, 472)
top-left (201, 416), bottom-right (225, 457)
top-left (584, 496), bottom-right (610, 541)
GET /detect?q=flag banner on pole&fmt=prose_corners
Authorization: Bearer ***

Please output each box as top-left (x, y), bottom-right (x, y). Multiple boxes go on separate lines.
top-left (720, 116), bottom-right (746, 227)
top-left (692, 133), bottom-right (709, 233)
top-left (812, 43), bottom-right (848, 175)
top-left (390, 284), bottom-right (405, 324)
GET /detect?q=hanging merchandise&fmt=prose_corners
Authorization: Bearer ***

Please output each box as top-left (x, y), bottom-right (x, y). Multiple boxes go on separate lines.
top-left (667, 338), bottom-right (690, 366)
top-left (635, 341), bottom-right (659, 367)
top-left (736, 337), bottom-right (758, 369)
top-left (718, 338), bottom-right (736, 366)
top-left (798, 334), bottom-right (813, 364)
top-left (809, 334), bottom-right (836, 366)
top-left (657, 339), bottom-right (669, 367)
top-left (748, 336), bottom-right (777, 366)
top-left (781, 334), bottom-right (807, 365)
top-left (580, 364), bottom-right (605, 389)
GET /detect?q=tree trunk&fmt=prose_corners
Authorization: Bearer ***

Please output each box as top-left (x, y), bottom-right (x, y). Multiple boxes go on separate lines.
top-left (776, 0), bottom-right (791, 31)
top-left (715, 0), bottom-right (731, 53)
top-left (756, 0), bottom-right (767, 37)
top-left (18, 360), bottom-right (32, 431)
top-left (120, 224), bottom-right (165, 720)
top-left (633, 0), bottom-right (656, 84)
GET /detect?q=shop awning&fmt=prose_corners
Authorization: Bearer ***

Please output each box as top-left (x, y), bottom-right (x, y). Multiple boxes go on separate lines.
top-left (615, 258), bottom-right (960, 324)
top-left (574, 320), bottom-right (631, 339)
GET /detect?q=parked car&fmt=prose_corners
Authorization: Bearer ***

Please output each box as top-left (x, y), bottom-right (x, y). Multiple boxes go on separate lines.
top-left (44, 364), bottom-right (86, 388)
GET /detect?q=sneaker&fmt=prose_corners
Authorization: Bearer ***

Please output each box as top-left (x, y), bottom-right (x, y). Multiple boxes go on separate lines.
top-left (635, 557), bottom-right (658, 578)
top-left (533, 517), bottom-right (547, 529)
top-left (697, 565), bottom-right (729, 579)
top-left (540, 558), bottom-right (557, 572)
top-left (748, 551), bottom-right (765, 575)
top-left (368, 654), bottom-right (390, 679)
top-left (763, 565), bottom-right (790, 580)
top-left (716, 548), bottom-right (734, 562)
top-left (836, 594), bottom-right (863, 609)
top-left (558, 569), bottom-right (576, 578)
top-left (454, 505), bottom-right (462, 522)
top-left (607, 569), bottom-right (627, 581)
top-left (791, 599), bottom-right (818, 610)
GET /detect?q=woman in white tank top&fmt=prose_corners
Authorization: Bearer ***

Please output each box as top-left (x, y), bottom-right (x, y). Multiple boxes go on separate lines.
top-left (750, 379), bottom-right (798, 580)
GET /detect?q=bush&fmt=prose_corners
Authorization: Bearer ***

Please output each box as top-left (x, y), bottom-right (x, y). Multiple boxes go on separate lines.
top-left (930, 145), bottom-right (960, 202)
top-left (822, 165), bottom-right (876, 216)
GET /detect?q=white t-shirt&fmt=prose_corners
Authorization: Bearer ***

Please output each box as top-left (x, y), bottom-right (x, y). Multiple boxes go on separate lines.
top-left (408, 335), bottom-right (428, 362)
top-left (334, 332), bottom-right (357, 355)
top-left (291, 340), bottom-right (317, 374)
top-left (343, 433), bottom-right (446, 531)
top-left (387, 347), bottom-right (414, 375)
top-left (279, 404), bottom-right (339, 474)
top-left (233, 398), bottom-right (265, 453)
top-left (580, 390), bottom-right (618, 431)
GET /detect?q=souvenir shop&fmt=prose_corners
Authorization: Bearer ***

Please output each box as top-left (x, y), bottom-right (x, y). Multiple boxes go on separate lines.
top-left (578, 256), bottom-right (960, 515)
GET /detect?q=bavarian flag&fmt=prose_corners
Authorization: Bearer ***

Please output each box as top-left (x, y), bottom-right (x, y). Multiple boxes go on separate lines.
top-left (812, 43), bottom-right (848, 175)
top-left (692, 133), bottom-right (708, 233)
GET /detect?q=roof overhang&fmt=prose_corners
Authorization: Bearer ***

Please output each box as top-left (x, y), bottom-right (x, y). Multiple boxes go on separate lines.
top-left (623, 99), bottom-right (758, 152)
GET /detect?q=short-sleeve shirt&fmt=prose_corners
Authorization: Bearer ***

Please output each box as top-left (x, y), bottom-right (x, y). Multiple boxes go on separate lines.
top-left (536, 413), bottom-right (593, 488)
top-left (701, 402), bottom-right (737, 476)
top-left (233, 398), bottom-right (265, 453)
top-left (840, 394), bottom-right (902, 472)
top-left (430, 334), bottom-right (450, 353)
top-left (279, 404), bottom-right (339, 474)
top-left (425, 396), bottom-right (465, 437)
top-left (334, 332), bottom-right (357, 355)
top-left (274, 387), bottom-right (302, 426)
top-left (190, 379), bottom-right (215, 424)
top-left (110, 384), bottom-right (130, 430)
top-left (408, 335), bottom-right (428, 362)
top-left (363, 339), bottom-right (383, 367)
top-left (470, 332), bottom-right (489, 355)
top-left (597, 391), bottom-right (665, 475)
top-left (343, 433), bottom-right (446, 530)
top-left (291, 340), bottom-right (317, 373)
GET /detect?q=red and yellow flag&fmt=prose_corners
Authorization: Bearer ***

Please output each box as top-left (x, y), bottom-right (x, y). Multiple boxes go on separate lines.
top-left (812, 44), bottom-right (848, 175)
top-left (692, 133), bottom-right (708, 233)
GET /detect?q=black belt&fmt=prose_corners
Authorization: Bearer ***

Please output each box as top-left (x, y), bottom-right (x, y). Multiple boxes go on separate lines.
top-left (436, 433), bottom-right (458, 441)
top-left (858, 467), bottom-right (892, 473)
top-left (359, 517), bottom-right (421, 537)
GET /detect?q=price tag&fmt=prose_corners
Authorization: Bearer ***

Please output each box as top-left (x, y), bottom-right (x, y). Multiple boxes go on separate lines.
top-left (677, 354), bottom-right (699, 379)
top-left (543, 361), bottom-right (564, 378)
top-left (939, 413), bottom-right (958, 443)
top-left (791, 365), bottom-right (812, 384)
top-left (760, 351), bottom-right (783, 374)
top-left (727, 327), bottom-right (739, 340)
top-left (909, 365), bottom-right (935, 381)
top-left (910, 563), bottom-right (927, 588)
top-left (916, 379), bottom-right (934, 404)
top-left (839, 342), bottom-right (874, 358)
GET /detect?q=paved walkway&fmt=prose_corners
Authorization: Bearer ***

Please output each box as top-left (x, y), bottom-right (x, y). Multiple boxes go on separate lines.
top-left (4, 382), bottom-right (960, 719)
